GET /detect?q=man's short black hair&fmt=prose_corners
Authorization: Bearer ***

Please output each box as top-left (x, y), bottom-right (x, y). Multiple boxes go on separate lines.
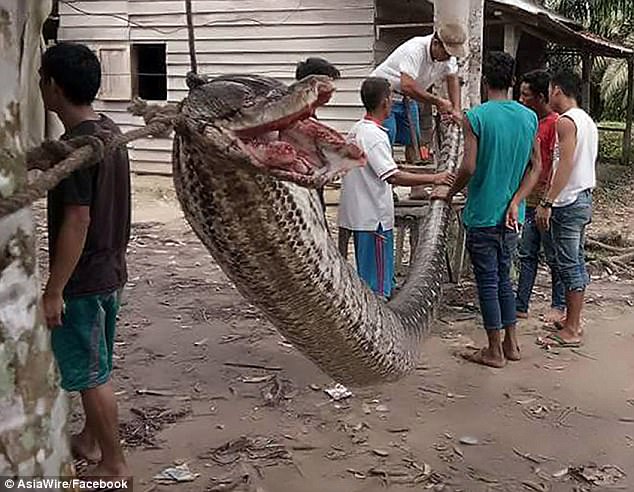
top-left (41, 42), bottom-right (101, 105)
top-left (295, 57), bottom-right (341, 81)
top-left (483, 51), bottom-right (515, 90)
top-left (361, 77), bottom-right (391, 113)
top-left (521, 69), bottom-right (551, 100)
top-left (551, 69), bottom-right (582, 102)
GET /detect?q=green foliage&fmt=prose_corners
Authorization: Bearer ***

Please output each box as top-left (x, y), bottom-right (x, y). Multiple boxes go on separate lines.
top-left (545, 0), bottom-right (633, 122)
top-left (598, 122), bottom-right (633, 163)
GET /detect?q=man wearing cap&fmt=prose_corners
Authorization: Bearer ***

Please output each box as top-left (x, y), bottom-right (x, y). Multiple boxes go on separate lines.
top-left (371, 29), bottom-right (465, 163)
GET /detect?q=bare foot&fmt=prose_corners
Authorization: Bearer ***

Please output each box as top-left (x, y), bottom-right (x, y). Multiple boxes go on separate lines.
top-left (71, 433), bottom-right (101, 463)
top-left (554, 318), bottom-right (584, 337)
top-left (544, 308), bottom-right (566, 325)
top-left (516, 311), bottom-right (529, 320)
top-left (461, 348), bottom-right (506, 368)
top-left (503, 338), bottom-right (521, 361)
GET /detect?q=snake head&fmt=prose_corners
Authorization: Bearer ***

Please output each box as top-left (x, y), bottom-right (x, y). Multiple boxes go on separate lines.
top-left (179, 74), bottom-right (366, 188)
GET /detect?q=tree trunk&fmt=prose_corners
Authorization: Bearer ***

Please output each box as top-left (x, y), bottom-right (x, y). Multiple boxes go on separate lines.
top-left (0, 0), bottom-right (73, 481)
top-left (465, 0), bottom-right (484, 108)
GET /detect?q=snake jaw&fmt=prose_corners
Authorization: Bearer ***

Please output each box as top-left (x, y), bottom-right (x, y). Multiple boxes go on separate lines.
top-left (181, 74), bottom-right (366, 188)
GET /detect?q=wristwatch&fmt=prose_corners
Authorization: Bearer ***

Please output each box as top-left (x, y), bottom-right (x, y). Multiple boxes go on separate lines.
top-left (539, 199), bottom-right (553, 209)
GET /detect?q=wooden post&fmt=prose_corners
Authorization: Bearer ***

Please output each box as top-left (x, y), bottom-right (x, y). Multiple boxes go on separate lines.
top-left (184, 0), bottom-right (197, 73)
top-left (581, 53), bottom-right (592, 113)
top-left (503, 24), bottom-right (521, 58)
top-left (623, 57), bottom-right (634, 166)
top-left (503, 24), bottom-right (522, 98)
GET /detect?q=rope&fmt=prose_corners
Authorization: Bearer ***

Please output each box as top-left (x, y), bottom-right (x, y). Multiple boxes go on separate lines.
top-left (0, 101), bottom-right (178, 219)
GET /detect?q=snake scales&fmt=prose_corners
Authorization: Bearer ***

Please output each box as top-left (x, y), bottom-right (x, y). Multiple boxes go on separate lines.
top-left (171, 73), bottom-right (461, 385)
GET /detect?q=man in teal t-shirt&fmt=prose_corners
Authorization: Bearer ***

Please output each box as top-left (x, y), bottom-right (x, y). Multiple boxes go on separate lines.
top-left (433, 51), bottom-right (542, 368)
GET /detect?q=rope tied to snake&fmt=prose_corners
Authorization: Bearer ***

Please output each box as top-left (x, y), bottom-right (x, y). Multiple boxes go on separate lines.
top-left (0, 99), bottom-right (178, 219)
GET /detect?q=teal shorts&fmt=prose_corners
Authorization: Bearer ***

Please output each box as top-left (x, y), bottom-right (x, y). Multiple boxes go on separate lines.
top-left (51, 290), bottom-right (121, 392)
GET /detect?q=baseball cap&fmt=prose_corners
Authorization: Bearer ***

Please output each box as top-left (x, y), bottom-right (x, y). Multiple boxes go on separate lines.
top-left (438, 24), bottom-right (468, 58)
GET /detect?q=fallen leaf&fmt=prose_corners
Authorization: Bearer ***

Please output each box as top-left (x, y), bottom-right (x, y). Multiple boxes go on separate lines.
top-left (459, 436), bottom-right (479, 446)
top-left (241, 376), bottom-right (274, 384)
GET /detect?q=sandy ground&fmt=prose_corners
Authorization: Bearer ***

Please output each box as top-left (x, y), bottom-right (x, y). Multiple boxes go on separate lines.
top-left (35, 168), bottom-right (634, 492)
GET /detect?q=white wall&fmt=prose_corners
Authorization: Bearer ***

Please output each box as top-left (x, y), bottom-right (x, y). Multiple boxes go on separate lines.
top-left (59, 0), bottom-right (375, 172)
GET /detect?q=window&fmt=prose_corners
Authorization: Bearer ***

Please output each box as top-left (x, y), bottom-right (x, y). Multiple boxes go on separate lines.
top-left (132, 43), bottom-right (167, 101)
top-left (99, 47), bottom-right (132, 101)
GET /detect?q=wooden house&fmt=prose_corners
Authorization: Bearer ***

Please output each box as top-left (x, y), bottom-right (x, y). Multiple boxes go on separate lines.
top-left (56, 0), bottom-right (633, 172)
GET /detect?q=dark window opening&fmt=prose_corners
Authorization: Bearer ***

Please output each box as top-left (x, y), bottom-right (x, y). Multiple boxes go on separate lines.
top-left (132, 43), bottom-right (167, 101)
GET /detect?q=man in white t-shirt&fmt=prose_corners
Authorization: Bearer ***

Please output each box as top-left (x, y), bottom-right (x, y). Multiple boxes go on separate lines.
top-left (371, 30), bottom-right (465, 163)
top-left (338, 77), bottom-right (454, 298)
top-left (536, 70), bottom-right (598, 348)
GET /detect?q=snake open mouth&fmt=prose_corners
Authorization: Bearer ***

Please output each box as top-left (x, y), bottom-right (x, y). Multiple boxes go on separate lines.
top-left (191, 75), bottom-right (367, 188)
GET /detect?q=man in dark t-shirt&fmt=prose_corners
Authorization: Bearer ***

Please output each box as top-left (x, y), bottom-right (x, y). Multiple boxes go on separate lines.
top-left (40, 42), bottom-right (130, 479)
top-left (295, 57), bottom-right (352, 255)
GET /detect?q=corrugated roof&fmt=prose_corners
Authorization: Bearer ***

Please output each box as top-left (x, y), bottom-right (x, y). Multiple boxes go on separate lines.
top-left (491, 0), bottom-right (578, 27)
top-left (489, 0), bottom-right (634, 58)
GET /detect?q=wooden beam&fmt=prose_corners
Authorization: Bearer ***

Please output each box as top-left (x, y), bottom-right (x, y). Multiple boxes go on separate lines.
top-left (581, 53), bottom-right (592, 112)
top-left (623, 57), bottom-right (634, 166)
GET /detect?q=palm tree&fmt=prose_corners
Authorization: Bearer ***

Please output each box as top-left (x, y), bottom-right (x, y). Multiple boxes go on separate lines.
top-left (546, 0), bottom-right (633, 121)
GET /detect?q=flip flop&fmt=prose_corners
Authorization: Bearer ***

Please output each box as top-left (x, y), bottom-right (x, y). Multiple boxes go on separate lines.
top-left (546, 333), bottom-right (583, 348)
top-left (460, 349), bottom-right (506, 368)
top-left (542, 324), bottom-right (562, 333)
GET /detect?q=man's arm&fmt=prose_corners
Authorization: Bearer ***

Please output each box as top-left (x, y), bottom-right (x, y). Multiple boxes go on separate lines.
top-left (544, 117), bottom-right (576, 203)
top-left (446, 74), bottom-right (461, 108)
top-left (536, 117), bottom-right (576, 230)
top-left (43, 205), bottom-right (90, 326)
top-left (400, 73), bottom-right (453, 112)
top-left (433, 116), bottom-right (477, 201)
top-left (506, 136), bottom-right (543, 229)
top-left (387, 170), bottom-right (454, 187)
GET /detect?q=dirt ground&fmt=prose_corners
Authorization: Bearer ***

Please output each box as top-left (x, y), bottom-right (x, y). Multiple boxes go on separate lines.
top-left (36, 166), bottom-right (634, 492)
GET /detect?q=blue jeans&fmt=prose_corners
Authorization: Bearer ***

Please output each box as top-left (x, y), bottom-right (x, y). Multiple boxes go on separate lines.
top-left (551, 190), bottom-right (592, 292)
top-left (467, 225), bottom-right (519, 330)
top-left (383, 99), bottom-right (421, 146)
top-left (516, 207), bottom-right (566, 313)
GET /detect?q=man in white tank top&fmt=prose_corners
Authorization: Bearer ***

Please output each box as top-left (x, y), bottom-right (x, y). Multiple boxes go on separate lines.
top-left (536, 70), bottom-right (598, 347)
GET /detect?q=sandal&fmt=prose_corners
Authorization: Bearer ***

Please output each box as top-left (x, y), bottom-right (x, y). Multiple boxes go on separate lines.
top-left (546, 333), bottom-right (583, 348)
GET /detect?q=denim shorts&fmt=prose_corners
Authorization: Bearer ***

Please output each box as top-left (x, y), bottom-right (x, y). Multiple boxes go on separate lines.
top-left (467, 225), bottom-right (519, 330)
top-left (51, 290), bottom-right (121, 392)
top-left (551, 190), bottom-right (592, 292)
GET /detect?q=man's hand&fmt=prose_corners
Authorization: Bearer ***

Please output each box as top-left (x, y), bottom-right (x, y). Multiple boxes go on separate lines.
top-left (436, 98), bottom-right (454, 114)
top-left (449, 108), bottom-right (463, 125)
top-left (536, 205), bottom-right (552, 231)
top-left (430, 186), bottom-right (452, 202)
top-left (43, 290), bottom-right (64, 328)
top-left (433, 171), bottom-right (456, 186)
top-left (505, 201), bottom-right (520, 232)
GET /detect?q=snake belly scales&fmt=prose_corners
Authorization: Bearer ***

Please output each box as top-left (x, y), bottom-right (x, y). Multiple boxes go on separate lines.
top-left (170, 73), bottom-right (461, 386)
